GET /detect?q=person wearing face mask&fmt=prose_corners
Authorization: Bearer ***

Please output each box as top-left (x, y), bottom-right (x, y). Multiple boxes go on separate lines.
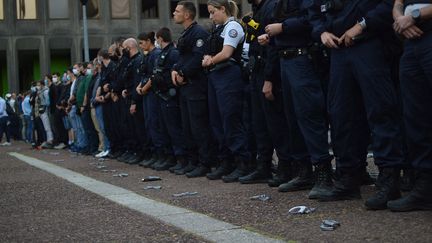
top-left (136, 32), bottom-right (170, 168)
top-left (36, 80), bottom-right (54, 149)
top-left (203, 0), bottom-right (251, 182)
top-left (118, 38), bottom-right (149, 164)
top-left (54, 71), bottom-right (74, 149)
top-left (76, 63), bottom-right (99, 155)
top-left (50, 72), bottom-right (68, 149)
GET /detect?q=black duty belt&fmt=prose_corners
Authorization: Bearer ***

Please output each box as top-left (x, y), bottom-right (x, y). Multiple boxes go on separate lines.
top-left (278, 47), bottom-right (309, 59)
top-left (209, 60), bottom-right (238, 72)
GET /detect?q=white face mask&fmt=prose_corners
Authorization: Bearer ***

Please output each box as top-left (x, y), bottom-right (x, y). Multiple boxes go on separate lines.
top-left (52, 77), bottom-right (58, 83)
top-left (86, 69), bottom-right (93, 76)
top-left (73, 68), bottom-right (79, 75)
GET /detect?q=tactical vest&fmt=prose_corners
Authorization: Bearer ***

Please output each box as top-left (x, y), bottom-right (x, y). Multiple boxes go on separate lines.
top-left (207, 21), bottom-right (243, 63)
top-left (177, 22), bottom-right (197, 54)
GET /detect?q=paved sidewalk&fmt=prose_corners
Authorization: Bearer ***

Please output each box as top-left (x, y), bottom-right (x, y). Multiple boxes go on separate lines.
top-left (1, 142), bottom-right (432, 242)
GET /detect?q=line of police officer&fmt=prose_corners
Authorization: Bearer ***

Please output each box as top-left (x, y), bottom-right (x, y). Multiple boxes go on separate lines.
top-left (93, 0), bottom-right (430, 212)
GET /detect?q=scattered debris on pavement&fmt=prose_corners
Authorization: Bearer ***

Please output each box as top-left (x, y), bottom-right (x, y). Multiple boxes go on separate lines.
top-left (96, 165), bottom-right (107, 169)
top-left (100, 169), bottom-right (117, 173)
top-left (173, 192), bottom-right (198, 197)
top-left (250, 194), bottom-right (271, 201)
top-left (320, 219), bottom-right (340, 231)
top-left (141, 176), bottom-right (162, 182)
top-left (113, 173), bottom-right (129, 177)
top-left (49, 152), bottom-right (60, 156)
top-left (288, 206), bottom-right (316, 214)
top-left (144, 185), bottom-right (162, 190)
top-left (53, 159), bottom-right (65, 163)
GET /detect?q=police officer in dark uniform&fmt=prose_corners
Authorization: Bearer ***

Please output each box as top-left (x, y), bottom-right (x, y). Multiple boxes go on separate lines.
top-left (309, 0), bottom-right (405, 208)
top-left (204, 0), bottom-right (251, 182)
top-left (120, 38), bottom-right (147, 164)
top-left (171, 1), bottom-right (216, 177)
top-left (388, 0), bottom-right (432, 212)
top-left (150, 27), bottom-right (187, 171)
top-left (238, 0), bottom-right (296, 186)
top-left (263, 0), bottom-right (334, 197)
top-left (136, 32), bottom-right (168, 168)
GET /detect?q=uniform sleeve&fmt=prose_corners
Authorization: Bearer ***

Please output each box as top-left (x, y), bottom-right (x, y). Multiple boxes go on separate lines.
top-left (223, 22), bottom-right (245, 48)
top-left (308, 0), bottom-right (328, 42)
top-left (364, 0), bottom-right (394, 34)
top-left (281, 4), bottom-right (312, 35)
top-left (177, 30), bottom-right (209, 79)
top-left (263, 41), bottom-right (280, 82)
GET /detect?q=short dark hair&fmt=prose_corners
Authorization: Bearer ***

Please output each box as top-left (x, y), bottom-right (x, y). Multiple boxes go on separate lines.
top-left (99, 49), bottom-right (110, 60)
top-left (137, 32), bottom-right (156, 43)
top-left (45, 74), bottom-right (52, 80)
top-left (38, 80), bottom-right (45, 86)
top-left (178, 1), bottom-right (197, 20)
top-left (156, 27), bottom-right (172, 43)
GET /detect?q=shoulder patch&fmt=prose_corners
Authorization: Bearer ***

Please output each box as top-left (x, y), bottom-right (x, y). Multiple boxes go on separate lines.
top-left (228, 29), bottom-right (238, 38)
top-left (196, 39), bottom-right (204, 47)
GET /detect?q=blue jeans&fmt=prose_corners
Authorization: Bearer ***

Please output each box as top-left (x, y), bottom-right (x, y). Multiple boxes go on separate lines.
top-left (68, 105), bottom-right (87, 148)
top-left (95, 105), bottom-right (110, 151)
top-left (23, 115), bottom-right (33, 142)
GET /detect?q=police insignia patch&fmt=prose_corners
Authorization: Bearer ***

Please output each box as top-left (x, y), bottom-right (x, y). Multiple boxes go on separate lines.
top-left (196, 39), bottom-right (204, 47)
top-left (228, 29), bottom-right (238, 38)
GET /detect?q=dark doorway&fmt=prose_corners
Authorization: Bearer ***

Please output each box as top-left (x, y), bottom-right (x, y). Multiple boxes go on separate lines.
top-left (18, 50), bottom-right (40, 92)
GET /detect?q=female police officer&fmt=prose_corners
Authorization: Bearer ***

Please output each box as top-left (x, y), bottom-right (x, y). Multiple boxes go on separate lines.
top-left (203, 0), bottom-right (251, 182)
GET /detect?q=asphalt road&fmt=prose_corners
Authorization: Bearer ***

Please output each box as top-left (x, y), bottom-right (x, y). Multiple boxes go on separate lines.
top-left (1, 142), bottom-right (432, 242)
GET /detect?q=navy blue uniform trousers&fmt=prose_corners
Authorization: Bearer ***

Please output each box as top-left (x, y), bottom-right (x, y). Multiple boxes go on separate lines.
top-left (328, 38), bottom-right (405, 170)
top-left (400, 31), bottom-right (432, 170)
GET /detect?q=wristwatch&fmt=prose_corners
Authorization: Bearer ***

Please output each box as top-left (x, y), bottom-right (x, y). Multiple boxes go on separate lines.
top-left (359, 17), bottom-right (367, 30)
top-left (411, 9), bottom-right (421, 23)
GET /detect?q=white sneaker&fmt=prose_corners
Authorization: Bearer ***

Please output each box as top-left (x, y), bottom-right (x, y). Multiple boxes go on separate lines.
top-left (1, 142), bottom-right (11, 146)
top-left (95, 151), bottom-right (105, 158)
top-left (101, 150), bottom-right (110, 158)
top-left (54, 143), bottom-right (67, 150)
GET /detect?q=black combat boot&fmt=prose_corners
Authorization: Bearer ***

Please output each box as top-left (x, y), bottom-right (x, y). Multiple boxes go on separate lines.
top-left (308, 162), bottom-right (333, 199)
top-left (268, 160), bottom-right (292, 187)
top-left (186, 164), bottom-right (212, 178)
top-left (140, 153), bottom-right (159, 168)
top-left (278, 161), bottom-right (314, 192)
top-left (365, 167), bottom-right (401, 210)
top-left (151, 154), bottom-right (169, 169)
top-left (400, 168), bottom-right (415, 192)
top-left (318, 168), bottom-right (362, 201)
top-left (175, 160), bottom-right (197, 175)
top-left (138, 152), bottom-right (152, 166)
top-left (155, 155), bottom-right (177, 171)
top-left (206, 160), bottom-right (234, 180)
top-left (169, 157), bottom-right (188, 173)
top-left (117, 151), bottom-right (132, 162)
top-left (222, 159), bottom-right (249, 183)
top-left (387, 169), bottom-right (432, 212)
top-left (239, 161), bottom-right (272, 184)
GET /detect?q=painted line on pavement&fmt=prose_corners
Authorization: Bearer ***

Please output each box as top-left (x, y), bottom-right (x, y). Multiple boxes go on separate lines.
top-left (9, 152), bottom-right (284, 243)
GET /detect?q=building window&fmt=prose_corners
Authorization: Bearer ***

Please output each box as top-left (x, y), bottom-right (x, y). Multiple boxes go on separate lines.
top-left (0, 0), bottom-right (4, 20)
top-left (198, 0), bottom-right (208, 18)
top-left (142, 0), bottom-right (158, 18)
top-left (80, 0), bottom-right (100, 19)
top-left (16, 0), bottom-right (37, 20)
top-left (48, 0), bottom-right (69, 19)
top-left (111, 0), bottom-right (130, 19)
